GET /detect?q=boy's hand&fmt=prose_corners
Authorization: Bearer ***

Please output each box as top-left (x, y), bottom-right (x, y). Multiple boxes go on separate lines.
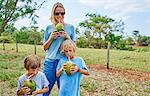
top-left (71, 65), bottom-right (78, 74)
top-left (62, 64), bottom-right (67, 71)
top-left (20, 86), bottom-right (31, 95)
top-left (32, 90), bottom-right (38, 96)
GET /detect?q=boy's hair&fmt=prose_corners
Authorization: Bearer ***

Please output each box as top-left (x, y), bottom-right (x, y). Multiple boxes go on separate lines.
top-left (61, 40), bottom-right (76, 54)
top-left (24, 54), bottom-right (41, 70)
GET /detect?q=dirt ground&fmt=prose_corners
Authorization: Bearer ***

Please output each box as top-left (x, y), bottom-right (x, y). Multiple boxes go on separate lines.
top-left (88, 64), bottom-right (150, 82)
top-left (82, 64), bottom-right (150, 96)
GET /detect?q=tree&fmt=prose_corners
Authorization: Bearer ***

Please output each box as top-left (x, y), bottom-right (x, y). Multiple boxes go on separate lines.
top-left (126, 36), bottom-right (134, 45)
top-left (79, 13), bottom-right (124, 69)
top-left (132, 30), bottom-right (140, 45)
top-left (0, 0), bottom-right (46, 35)
top-left (137, 36), bottom-right (150, 46)
top-left (0, 32), bottom-right (13, 50)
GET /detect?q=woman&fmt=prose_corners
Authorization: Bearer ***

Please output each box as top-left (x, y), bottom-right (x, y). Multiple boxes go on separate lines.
top-left (43, 2), bottom-right (76, 96)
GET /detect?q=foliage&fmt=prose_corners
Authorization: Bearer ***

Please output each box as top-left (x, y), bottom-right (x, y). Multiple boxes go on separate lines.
top-left (125, 37), bottom-right (135, 45)
top-left (137, 36), bottom-right (150, 46)
top-left (12, 30), bottom-right (43, 45)
top-left (77, 37), bottom-right (88, 48)
top-left (78, 13), bottom-right (124, 49)
top-left (0, 0), bottom-right (46, 35)
top-left (132, 30), bottom-right (150, 46)
top-left (0, 32), bottom-right (13, 43)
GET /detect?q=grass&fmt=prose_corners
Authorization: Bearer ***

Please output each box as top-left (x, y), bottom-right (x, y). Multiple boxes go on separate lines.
top-left (76, 48), bottom-right (150, 72)
top-left (81, 79), bottom-right (99, 92)
top-left (1, 43), bottom-right (150, 72)
top-left (0, 43), bottom-right (150, 95)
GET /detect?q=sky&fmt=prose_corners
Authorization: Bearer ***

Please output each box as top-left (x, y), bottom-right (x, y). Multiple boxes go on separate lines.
top-left (14, 0), bottom-right (150, 36)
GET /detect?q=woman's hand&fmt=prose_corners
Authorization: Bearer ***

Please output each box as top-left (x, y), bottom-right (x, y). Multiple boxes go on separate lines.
top-left (51, 31), bottom-right (60, 39)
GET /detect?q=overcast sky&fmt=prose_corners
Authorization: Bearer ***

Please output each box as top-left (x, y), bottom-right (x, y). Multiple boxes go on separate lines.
top-left (14, 0), bottom-right (150, 36)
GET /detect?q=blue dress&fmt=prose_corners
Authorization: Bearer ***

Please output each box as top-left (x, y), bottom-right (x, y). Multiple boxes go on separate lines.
top-left (56, 56), bottom-right (88, 96)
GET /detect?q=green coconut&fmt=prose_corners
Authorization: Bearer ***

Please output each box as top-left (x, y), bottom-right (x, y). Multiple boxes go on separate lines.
top-left (65, 61), bottom-right (76, 76)
top-left (55, 23), bottom-right (64, 32)
top-left (23, 79), bottom-right (36, 94)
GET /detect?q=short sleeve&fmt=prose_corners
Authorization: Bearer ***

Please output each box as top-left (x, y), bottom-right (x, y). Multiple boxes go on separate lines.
top-left (56, 59), bottom-right (63, 71)
top-left (42, 73), bottom-right (49, 88)
top-left (44, 25), bottom-right (52, 43)
top-left (70, 25), bottom-right (76, 42)
top-left (80, 58), bottom-right (88, 70)
top-left (16, 75), bottom-right (26, 92)
top-left (16, 79), bottom-right (22, 92)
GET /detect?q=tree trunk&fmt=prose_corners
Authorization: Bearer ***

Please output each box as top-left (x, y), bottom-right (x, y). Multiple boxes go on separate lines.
top-left (16, 36), bottom-right (18, 52)
top-left (3, 42), bottom-right (5, 50)
top-left (34, 31), bottom-right (36, 55)
top-left (106, 42), bottom-right (111, 69)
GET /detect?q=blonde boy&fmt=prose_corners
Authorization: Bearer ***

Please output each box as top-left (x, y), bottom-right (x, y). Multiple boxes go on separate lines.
top-left (56, 40), bottom-right (89, 96)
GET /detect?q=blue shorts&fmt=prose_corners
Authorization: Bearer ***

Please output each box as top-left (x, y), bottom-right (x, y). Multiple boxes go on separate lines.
top-left (43, 59), bottom-right (60, 96)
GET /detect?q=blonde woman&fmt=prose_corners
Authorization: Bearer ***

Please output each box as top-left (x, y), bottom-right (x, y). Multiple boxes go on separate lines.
top-left (43, 2), bottom-right (76, 96)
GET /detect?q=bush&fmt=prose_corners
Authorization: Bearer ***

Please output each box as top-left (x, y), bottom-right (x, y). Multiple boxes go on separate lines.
top-left (12, 31), bottom-right (43, 45)
top-left (77, 37), bottom-right (88, 48)
top-left (0, 35), bottom-right (13, 43)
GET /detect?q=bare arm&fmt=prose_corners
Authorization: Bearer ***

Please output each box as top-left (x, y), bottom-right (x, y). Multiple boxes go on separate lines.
top-left (32, 87), bottom-right (48, 95)
top-left (43, 34), bottom-right (55, 51)
top-left (78, 68), bottom-right (90, 75)
top-left (56, 68), bottom-right (64, 77)
top-left (56, 64), bottom-right (66, 77)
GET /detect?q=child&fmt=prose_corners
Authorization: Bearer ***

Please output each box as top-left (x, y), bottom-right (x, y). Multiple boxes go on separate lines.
top-left (56, 40), bottom-right (90, 96)
top-left (17, 54), bottom-right (49, 96)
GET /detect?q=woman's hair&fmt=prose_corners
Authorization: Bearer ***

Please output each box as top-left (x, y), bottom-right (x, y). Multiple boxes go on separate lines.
top-left (24, 54), bottom-right (41, 70)
top-left (50, 2), bottom-right (65, 24)
top-left (61, 40), bottom-right (76, 54)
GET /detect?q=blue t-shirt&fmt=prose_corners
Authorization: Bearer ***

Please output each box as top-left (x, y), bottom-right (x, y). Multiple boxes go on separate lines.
top-left (56, 56), bottom-right (88, 96)
top-left (44, 24), bottom-right (76, 61)
top-left (16, 72), bottom-right (49, 96)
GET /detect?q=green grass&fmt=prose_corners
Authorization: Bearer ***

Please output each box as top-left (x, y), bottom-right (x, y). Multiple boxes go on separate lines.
top-left (0, 43), bottom-right (150, 95)
top-left (81, 79), bottom-right (99, 92)
top-left (0, 43), bottom-right (150, 72)
top-left (76, 48), bottom-right (150, 72)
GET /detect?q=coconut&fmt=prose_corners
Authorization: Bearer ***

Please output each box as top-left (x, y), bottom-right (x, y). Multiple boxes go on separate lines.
top-left (55, 23), bottom-right (64, 32)
top-left (65, 61), bottom-right (76, 76)
top-left (23, 79), bottom-right (36, 94)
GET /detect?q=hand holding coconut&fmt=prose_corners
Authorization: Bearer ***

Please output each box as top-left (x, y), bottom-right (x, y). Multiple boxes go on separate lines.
top-left (52, 22), bottom-right (70, 40)
top-left (64, 61), bottom-right (77, 76)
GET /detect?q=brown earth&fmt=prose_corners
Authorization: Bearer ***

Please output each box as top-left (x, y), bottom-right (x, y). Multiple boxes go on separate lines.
top-left (87, 64), bottom-right (150, 82)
